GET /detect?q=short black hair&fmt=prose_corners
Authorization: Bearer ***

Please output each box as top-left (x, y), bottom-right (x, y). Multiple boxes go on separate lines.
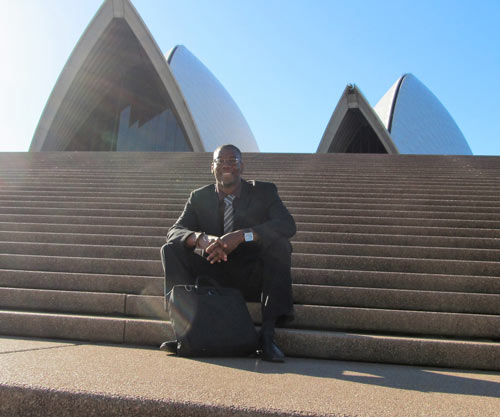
top-left (213, 144), bottom-right (242, 160)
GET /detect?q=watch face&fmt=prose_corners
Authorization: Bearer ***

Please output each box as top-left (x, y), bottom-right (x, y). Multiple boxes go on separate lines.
top-left (244, 232), bottom-right (253, 242)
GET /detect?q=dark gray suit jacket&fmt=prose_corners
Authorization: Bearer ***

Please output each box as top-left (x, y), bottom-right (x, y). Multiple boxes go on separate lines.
top-left (167, 179), bottom-right (296, 250)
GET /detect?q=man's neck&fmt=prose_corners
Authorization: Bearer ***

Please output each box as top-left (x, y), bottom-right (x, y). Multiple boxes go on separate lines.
top-left (216, 179), bottom-right (241, 196)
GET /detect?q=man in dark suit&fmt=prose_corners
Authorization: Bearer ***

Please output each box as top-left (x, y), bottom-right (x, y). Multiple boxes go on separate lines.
top-left (161, 144), bottom-right (295, 362)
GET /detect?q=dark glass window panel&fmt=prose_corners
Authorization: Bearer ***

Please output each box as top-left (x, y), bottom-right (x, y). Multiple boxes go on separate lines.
top-left (63, 20), bottom-right (190, 152)
top-left (346, 125), bottom-right (387, 153)
top-left (327, 109), bottom-right (388, 154)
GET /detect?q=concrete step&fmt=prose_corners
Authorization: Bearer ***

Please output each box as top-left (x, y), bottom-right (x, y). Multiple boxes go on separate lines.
top-left (3, 184), bottom-right (500, 202)
top-left (0, 221), bottom-right (168, 236)
top-left (294, 231), bottom-right (500, 249)
top-left (3, 182), bottom-right (500, 198)
top-left (3, 287), bottom-right (499, 340)
top-left (1, 151), bottom-right (500, 371)
top-left (0, 231), bottom-right (163, 247)
top-left (2, 229), bottom-right (499, 251)
top-left (275, 328), bottom-right (500, 371)
top-left (0, 270), bottom-right (162, 295)
top-left (292, 284), bottom-right (500, 314)
top-left (3, 250), bottom-right (500, 279)
top-left (2, 204), bottom-right (499, 222)
top-left (126, 292), bottom-right (500, 327)
top-left (282, 191), bottom-right (500, 203)
top-left (5, 159), bottom-right (490, 169)
top-left (0, 213), bottom-right (168, 227)
top-left (3, 183), bottom-right (500, 200)
top-left (2, 197), bottom-right (500, 216)
top-left (285, 305), bottom-right (500, 339)
top-left (287, 200), bottom-right (500, 214)
top-left (292, 213), bottom-right (500, 229)
top-left (0, 310), bottom-right (172, 346)
top-left (4, 266), bottom-right (500, 296)
top-left (0, 242), bottom-right (160, 260)
top-left (292, 268), bottom-right (500, 294)
top-left (2, 193), bottom-right (500, 211)
top-left (290, 207), bottom-right (500, 221)
top-left (296, 222), bottom-right (500, 238)
top-left (294, 253), bottom-right (500, 277)
top-left (2, 160), bottom-right (498, 171)
top-left (0, 199), bottom-right (186, 211)
top-left (3, 169), bottom-right (499, 182)
top-left (0, 309), bottom-right (499, 371)
top-left (0, 194), bottom-right (188, 204)
top-left (2, 239), bottom-right (499, 263)
top-left (292, 241), bottom-right (500, 262)
top-left (2, 212), bottom-right (500, 231)
top-left (5, 282), bottom-right (499, 318)
top-left (0, 191), bottom-right (190, 199)
top-left (0, 254), bottom-right (161, 276)
top-left (3, 237), bottom-right (499, 262)
top-left (0, 288), bottom-right (126, 315)
top-left (0, 206), bottom-right (176, 219)
top-left (3, 220), bottom-right (500, 240)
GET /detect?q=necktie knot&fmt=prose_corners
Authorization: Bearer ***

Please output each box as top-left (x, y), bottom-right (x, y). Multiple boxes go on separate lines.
top-left (224, 194), bottom-right (235, 206)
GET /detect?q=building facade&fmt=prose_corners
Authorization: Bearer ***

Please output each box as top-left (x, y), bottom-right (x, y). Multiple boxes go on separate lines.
top-left (30, 0), bottom-right (258, 153)
top-left (317, 74), bottom-right (473, 155)
top-left (31, 0), bottom-right (471, 156)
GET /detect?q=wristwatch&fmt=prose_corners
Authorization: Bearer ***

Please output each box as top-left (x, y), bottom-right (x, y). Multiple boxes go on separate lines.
top-left (244, 229), bottom-right (254, 242)
top-left (193, 232), bottom-right (205, 257)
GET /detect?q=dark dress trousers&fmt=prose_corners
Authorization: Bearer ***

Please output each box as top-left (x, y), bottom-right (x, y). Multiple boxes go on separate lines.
top-left (161, 179), bottom-right (296, 324)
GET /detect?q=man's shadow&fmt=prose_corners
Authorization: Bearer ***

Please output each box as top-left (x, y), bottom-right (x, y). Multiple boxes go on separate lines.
top-left (192, 356), bottom-right (500, 398)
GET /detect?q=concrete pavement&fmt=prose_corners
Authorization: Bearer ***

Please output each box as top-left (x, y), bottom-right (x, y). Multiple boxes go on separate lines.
top-left (1, 336), bottom-right (499, 416)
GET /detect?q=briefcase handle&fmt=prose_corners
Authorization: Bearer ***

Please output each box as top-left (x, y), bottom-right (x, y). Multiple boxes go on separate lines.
top-left (195, 275), bottom-right (220, 289)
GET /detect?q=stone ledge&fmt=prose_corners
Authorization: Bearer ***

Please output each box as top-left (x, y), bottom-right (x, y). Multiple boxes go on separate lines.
top-left (0, 384), bottom-right (288, 417)
top-left (1, 337), bottom-right (500, 417)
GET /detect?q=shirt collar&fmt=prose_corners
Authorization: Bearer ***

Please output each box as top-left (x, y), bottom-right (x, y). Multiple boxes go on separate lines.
top-left (215, 180), bottom-right (242, 200)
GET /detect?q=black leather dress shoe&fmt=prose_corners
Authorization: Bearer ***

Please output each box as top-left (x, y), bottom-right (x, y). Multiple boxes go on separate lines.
top-left (159, 340), bottom-right (178, 354)
top-left (260, 334), bottom-right (285, 363)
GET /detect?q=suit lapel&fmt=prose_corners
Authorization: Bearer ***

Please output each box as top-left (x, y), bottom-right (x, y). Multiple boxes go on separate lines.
top-left (238, 180), bottom-right (253, 211)
top-left (234, 180), bottom-right (253, 230)
top-left (205, 185), bottom-right (222, 235)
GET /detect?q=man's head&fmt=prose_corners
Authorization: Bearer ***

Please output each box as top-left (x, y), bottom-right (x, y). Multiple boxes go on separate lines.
top-left (211, 144), bottom-right (244, 190)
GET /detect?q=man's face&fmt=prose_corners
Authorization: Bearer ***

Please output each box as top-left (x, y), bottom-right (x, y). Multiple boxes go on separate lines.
top-left (211, 147), bottom-right (243, 188)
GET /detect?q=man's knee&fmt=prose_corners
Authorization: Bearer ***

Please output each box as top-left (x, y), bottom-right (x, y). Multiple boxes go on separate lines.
top-left (162, 241), bottom-right (199, 306)
top-left (160, 242), bottom-right (169, 271)
top-left (161, 241), bottom-right (187, 266)
top-left (261, 237), bottom-right (292, 268)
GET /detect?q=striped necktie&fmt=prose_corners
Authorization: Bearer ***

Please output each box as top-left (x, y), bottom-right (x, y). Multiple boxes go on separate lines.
top-left (223, 194), bottom-right (235, 234)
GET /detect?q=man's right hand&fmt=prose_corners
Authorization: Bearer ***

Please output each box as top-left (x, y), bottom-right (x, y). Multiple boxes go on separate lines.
top-left (187, 233), bottom-right (228, 264)
top-left (195, 233), bottom-right (219, 250)
top-left (205, 238), bottom-right (228, 263)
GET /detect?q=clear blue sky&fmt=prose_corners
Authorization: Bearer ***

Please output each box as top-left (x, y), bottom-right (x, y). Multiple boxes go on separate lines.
top-left (1, 0), bottom-right (499, 155)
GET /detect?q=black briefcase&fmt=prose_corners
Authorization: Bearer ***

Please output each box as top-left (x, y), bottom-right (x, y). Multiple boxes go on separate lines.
top-left (168, 282), bottom-right (259, 357)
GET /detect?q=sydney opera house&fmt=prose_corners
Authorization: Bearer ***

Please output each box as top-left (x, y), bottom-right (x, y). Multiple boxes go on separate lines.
top-left (30, 0), bottom-right (472, 156)
top-left (30, 0), bottom-right (258, 153)
top-left (317, 74), bottom-right (473, 155)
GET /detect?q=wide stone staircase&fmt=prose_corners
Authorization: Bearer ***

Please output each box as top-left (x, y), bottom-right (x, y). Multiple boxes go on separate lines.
top-left (1, 152), bottom-right (499, 371)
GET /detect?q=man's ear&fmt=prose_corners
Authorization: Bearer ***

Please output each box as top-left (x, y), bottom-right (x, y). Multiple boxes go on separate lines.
top-left (240, 161), bottom-right (244, 175)
top-left (210, 161), bottom-right (215, 174)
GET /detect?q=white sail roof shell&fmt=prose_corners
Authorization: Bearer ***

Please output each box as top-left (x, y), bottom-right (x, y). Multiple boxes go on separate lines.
top-left (168, 46), bottom-right (259, 152)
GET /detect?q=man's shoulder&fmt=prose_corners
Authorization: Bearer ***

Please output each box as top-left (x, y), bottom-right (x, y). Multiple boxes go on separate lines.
top-left (243, 180), bottom-right (276, 189)
top-left (191, 184), bottom-right (215, 195)
top-left (242, 180), bottom-right (277, 195)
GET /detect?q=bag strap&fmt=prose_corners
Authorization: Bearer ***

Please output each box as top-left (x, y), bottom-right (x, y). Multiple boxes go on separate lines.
top-left (166, 276), bottom-right (220, 299)
top-left (195, 275), bottom-right (220, 289)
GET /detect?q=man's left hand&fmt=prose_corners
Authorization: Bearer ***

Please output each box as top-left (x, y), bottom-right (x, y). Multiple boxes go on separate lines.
top-left (219, 231), bottom-right (244, 255)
